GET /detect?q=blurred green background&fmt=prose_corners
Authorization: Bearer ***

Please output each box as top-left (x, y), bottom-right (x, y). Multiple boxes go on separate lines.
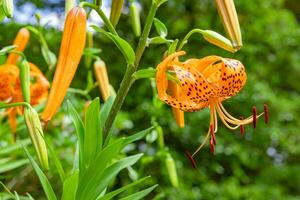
top-left (1, 0), bottom-right (300, 199)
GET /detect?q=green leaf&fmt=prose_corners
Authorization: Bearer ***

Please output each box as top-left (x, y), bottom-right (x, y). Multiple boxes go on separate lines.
top-left (23, 147), bottom-right (57, 200)
top-left (0, 139), bottom-right (30, 155)
top-left (84, 98), bottom-right (101, 168)
top-left (76, 138), bottom-right (125, 200)
top-left (124, 127), bottom-right (154, 147)
top-left (83, 48), bottom-right (102, 56)
top-left (91, 26), bottom-right (135, 65)
top-left (45, 139), bottom-right (65, 183)
top-left (153, 18), bottom-right (168, 37)
top-left (133, 68), bottom-right (156, 80)
top-left (61, 171), bottom-right (79, 200)
top-left (120, 184), bottom-right (158, 200)
top-left (100, 96), bottom-right (115, 130)
top-left (168, 39), bottom-right (179, 55)
top-left (67, 100), bottom-right (85, 172)
top-left (80, 153), bottom-right (143, 200)
top-left (148, 36), bottom-right (173, 45)
top-left (0, 159), bottom-right (28, 173)
top-left (41, 47), bottom-right (57, 70)
top-left (0, 45), bottom-right (17, 55)
top-left (99, 176), bottom-right (151, 200)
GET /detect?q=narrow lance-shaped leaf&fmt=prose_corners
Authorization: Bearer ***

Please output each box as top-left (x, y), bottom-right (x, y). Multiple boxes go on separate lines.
top-left (99, 176), bottom-right (151, 200)
top-left (67, 100), bottom-right (85, 172)
top-left (23, 147), bottom-right (57, 200)
top-left (91, 26), bottom-right (135, 65)
top-left (120, 184), bottom-right (158, 200)
top-left (84, 98), bottom-right (101, 168)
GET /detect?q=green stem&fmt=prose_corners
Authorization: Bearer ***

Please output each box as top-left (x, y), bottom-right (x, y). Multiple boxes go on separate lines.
top-left (177, 28), bottom-right (204, 50)
top-left (0, 102), bottom-right (31, 109)
top-left (79, 2), bottom-right (118, 35)
top-left (103, 2), bottom-right (158, 143)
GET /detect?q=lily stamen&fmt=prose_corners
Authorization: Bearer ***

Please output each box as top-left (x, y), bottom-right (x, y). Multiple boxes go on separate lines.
top-left (252, 106), bottom-right (257, 128)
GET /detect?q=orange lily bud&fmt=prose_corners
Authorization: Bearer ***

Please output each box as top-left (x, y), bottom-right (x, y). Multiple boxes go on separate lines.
top-left (42, 7), bottom-right (86, 122)
top-left (215, 0), bottom-right (242, 48)
top-left (169, 81), bottom-right (185, 128)
top-left (94, 60), bottom-right (111, 101)
top-left (6, 28), bottom-right (30, 65)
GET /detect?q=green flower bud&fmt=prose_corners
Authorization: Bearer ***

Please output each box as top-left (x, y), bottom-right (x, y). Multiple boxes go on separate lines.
top-left (19, 59), bottom-right (31, 103)
top-left (110, 0), bottom-right (124, 27)
top-left (165, 153), bottom-right (179, 187)
top-left (3, 0), bottom-right (13, 18)
top-left (201, 30), bottom-right (238, 53)
top-left (24, 107), bottom-right (49, 169)
top-left (130, 1), bottom-right (141, 37)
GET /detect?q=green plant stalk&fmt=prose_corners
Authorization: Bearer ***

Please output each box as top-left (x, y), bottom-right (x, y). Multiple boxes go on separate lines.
top-left (79, 2), bottom-right (118, 35)
top-left (103, 2), bottom-right (158, 144)
top-left (177, 28), bottom-right (204, 50)
top-left (0, 102), bottom-right (31, 109)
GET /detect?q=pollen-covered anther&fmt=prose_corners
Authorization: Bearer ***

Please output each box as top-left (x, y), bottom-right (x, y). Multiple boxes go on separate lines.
top-left (210, 138), bottom-right (215, 155)
top-left (252, 106), bottom-right (257, 128)
top-left (264, 104), bottom-right (269, 124)
top-left (210, 124), bottom-right (216, 145)
top-left (240, 116), bottom-right (245, 136)
top-left (184, 150), bottom-right (197, 169)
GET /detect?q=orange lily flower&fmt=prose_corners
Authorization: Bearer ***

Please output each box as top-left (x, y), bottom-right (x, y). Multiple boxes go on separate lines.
top-left (156, 51), bottom-right (268, 164)
top-left (0, 28), bottom-right (49, 135)
top-left (0, 63), bottom-right (49, 134)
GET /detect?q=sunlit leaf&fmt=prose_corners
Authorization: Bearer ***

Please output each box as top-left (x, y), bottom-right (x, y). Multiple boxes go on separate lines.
top-left (91, 26), bottom-right (135, 65)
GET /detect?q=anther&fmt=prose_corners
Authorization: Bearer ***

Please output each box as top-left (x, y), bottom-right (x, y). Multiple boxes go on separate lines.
top-left (184, 150), bottom-right (197, 169)
top-left (210, 139), bottom-right (215, 155)
top-left (210, 124), bottom-right (216, 145)
top-left (252, 106), bottom-right (257, 128)
top-left (264, 104), bottom-right (268, 124)
top-left (240, 116), bottom-right (245, 136)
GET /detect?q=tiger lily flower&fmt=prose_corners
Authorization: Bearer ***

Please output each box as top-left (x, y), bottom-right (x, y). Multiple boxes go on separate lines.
top-left (1, 27), bottom-right (49, 134)
top-left (156, 51), bottom-right (268, 162)
top-left (0, 63), bottom-right (49, 134)
top-left (42, 7), bottom-right (86, 122)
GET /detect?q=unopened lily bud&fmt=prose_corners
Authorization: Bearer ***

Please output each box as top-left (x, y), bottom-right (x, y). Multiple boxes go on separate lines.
top-left (65, 0), bottom-right (76, 15)
top-left (6, 28), bottom-right (30, 65)
top-left (19, 59), bottom-right (31, 103)
top-left (94, 60), bottom-right (111, 101)
top-left (156, 125), bottom-right (164, 149)
top-left (169, 81), bottom-right (184, 128)
top-left (2, 0), bottom-right (13, 18)
top-left (42, 7), bottom-right (86, 122)
top-left (110, 0), bottom-right (124, 27)
top-left (201, 30), bottom-right (237, 53)
top-left (215, 0), bottom-right (242, 48)
top-left (130, 1), bottom-right (141, 37)
top-left (24, 107), bottom-right (49, 169)
top-left (165, 153), bottom-right (179, 187)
